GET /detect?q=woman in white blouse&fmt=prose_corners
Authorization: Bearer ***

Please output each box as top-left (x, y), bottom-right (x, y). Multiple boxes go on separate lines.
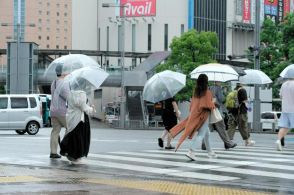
top-left (60, 86), bottom-right (95, 164)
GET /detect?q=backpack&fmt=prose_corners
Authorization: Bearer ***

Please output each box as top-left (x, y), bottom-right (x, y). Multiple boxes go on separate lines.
top-left (225, 90), bottom-right (239, 111)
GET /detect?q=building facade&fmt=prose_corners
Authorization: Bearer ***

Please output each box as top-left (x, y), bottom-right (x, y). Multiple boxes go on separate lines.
top-left (0, 0), bottom-right (72, 50)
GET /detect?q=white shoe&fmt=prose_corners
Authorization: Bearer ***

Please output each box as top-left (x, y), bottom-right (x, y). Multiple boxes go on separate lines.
top-left (276, 140), bottom-right (283, 151)
top-left (245, 139), bottom-right (255, 146)
top-left (208, 151), bottom-right (217, 158)
top-left (71, 158), bottom-right (82, 165)
top-left (185, 150), bottom-right (196, 161)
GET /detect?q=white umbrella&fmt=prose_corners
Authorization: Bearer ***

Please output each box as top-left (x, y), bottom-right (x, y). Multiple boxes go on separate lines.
top-left (143, 70), bottom-right (186, 103)
top-left (280, 64), bottom-right (294, 78)
top-left (190, 63), bottom-right (239, 82)
top-left (239, 69), bottom-right (272, 85)
top-left (44, 54), bottom-right (100, 78)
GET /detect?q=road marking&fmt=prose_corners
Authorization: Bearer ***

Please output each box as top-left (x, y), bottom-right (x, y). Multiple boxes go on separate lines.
top-left (84, 159), bottom-right (239, 181)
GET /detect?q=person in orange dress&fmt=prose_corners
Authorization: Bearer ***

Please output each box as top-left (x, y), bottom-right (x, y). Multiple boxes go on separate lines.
top-left (169, 74), bottom-right (216, 160)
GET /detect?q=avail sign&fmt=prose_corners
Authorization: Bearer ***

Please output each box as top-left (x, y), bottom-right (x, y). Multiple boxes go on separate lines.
top-left (120, 0), bottom-right (156, 17)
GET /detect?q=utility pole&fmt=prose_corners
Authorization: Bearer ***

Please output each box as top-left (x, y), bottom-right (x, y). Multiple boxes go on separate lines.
top-left (102, 3), bottom-right (127, 129)
top-left (252, 0), bottom-right (261, 132)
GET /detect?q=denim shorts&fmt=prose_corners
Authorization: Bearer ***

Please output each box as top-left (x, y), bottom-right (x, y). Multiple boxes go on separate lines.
top-left (278, 113), bottom-right (294, 129)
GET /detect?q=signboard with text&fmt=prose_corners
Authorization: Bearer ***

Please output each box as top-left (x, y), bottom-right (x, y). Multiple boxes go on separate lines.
top-left (120, 0), bottom-right (156, 17)
top-left (243, 0), bottom-right (251, 23)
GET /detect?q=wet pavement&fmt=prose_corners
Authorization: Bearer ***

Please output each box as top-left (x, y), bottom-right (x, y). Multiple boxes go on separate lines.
top-left (0, 119), bottom-right (293, 194)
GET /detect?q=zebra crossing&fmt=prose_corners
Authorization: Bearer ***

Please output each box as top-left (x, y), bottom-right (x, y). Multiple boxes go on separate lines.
top-left (2, 146), bottom-right (294, 183)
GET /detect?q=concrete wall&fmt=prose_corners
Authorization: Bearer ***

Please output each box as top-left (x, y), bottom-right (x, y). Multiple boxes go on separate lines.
top-left (72, 0), bottom-right (98, 51)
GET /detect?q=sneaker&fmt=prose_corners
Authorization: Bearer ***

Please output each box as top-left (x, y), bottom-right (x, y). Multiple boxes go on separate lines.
top-left (224, 143), bottom-right (237, 150)
top-left (165, 145), bottom-right (175, 150)
top-left (245, 139), bottom-right (255, 146)
top-left (49, 153), bottom-right (61, 159)
top-left (185, 150), bottom-right (196, 161)
top-left (158, 138), bottom-right (164, 148)
top-left (71, 158), bottom-right (82, 165)
top-left (276, 140), bottom-right (283, 151)
top-left (207, 151), bottom-right (217, 158)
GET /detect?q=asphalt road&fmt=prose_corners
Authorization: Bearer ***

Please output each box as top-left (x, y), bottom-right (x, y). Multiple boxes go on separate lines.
top-left (0, 119), bottom-right (294, 195)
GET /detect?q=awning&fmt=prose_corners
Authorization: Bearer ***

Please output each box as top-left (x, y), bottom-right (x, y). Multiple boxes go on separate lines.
top-left (134, 51), bottom-right (171, 72)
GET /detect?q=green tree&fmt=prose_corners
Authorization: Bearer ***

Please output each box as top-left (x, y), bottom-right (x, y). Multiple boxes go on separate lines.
top-left (156, 29), bottom-right (218, 101)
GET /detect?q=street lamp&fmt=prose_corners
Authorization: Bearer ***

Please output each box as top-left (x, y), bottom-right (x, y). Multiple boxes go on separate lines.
top-left (102, 3), bottom-right (127, 128)
top-left (252, 0), bottom-right (262, 132)
top-left (1, 22), bottom-right (35, 93)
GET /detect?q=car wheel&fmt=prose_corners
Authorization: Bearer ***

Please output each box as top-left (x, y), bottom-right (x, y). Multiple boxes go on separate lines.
top-left (26, 121), bottom-right (39, 135)
top-left (15, 130), bottom-right (26, 135)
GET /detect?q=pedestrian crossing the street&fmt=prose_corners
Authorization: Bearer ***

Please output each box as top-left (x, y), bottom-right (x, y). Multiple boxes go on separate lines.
top-left (2, 146), bottom-right (294, 182)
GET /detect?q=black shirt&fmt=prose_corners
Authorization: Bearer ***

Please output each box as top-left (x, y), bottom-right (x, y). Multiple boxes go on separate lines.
top-left (162, 97), bottom-right (175, 112)
top-left (238, 88), bottom-right (248, 114)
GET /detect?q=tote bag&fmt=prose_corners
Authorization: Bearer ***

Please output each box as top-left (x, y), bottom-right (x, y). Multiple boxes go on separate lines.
top-left (209, 108), bottom-right (222, 124)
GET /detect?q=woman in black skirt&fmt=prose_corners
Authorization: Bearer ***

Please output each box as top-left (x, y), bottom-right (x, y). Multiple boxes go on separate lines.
top-left (158, 97), bottom-right (181, 149)
top-left (60, 90), bottom-right (95, 164)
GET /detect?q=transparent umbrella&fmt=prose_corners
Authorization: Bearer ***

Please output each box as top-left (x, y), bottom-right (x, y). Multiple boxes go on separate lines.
top-left (143, 70), bottom-right (186, 103)
top-left (190, 63), bottom-right (239, 82)
top-left (65, 66), bottom-right (109, 94)
top-left (44, 54), bottom-right (100, 79)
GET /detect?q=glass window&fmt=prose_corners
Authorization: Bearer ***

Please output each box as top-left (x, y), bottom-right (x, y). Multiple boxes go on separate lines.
top-left (64, 12), bottom-right (67, 17)
top-left (47, 44), bottom-right (50, 48)
top-left (118, 25), bottom-right (121, 51)
top-left (57, 12), bottom-right (59, 16)
top-left (65, 4), bottom-right (68, 9)
top-left (132, 24), bottom-right (136, 52)
top-left (38, 10), bottom-right (42, 15)
top-left (56, 3), bottom-right (60, 8)
top-left (47, 36), bottom-right (50, 40)
top-left (56, 45), bottom-right (59, 49)
top-left (11, 98), bottom-right (28, 109)
top-left (64, 45), bottom-right (67, 49)
top-left (38, 36), bottom-right (41, 40)
top-left (29, 97), bottom-right (37, 108)
top-left (181, 24), bottom-right (185, 35)
top-left (56, 20), bottom-right (60, 24)
top-left (164, 24), bottom-right (168, 51)
top-left (106, 26), bottom-right (109, 51)
top-left (148, 24), bottom-right (152, 51)
top-left (0, 98), bottom-right (8, 109)
top-left (47, 11), bottom-right (50, 15)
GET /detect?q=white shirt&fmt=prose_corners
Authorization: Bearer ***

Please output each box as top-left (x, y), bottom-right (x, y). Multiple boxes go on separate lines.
top-left (66, 90), bottom-right (94, 133)
top-left (280, 80), bottom-right (294, 113)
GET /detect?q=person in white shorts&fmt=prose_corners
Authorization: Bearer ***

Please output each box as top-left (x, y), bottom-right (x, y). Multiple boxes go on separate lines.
top-left (276, 78), bottom-right (294, 151)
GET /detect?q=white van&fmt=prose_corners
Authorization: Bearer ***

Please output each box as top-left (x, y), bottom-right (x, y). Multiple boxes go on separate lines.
top-left (261, 111), bottom-right (281, 131)
top-left (0, 94), bottom-right (43, 135)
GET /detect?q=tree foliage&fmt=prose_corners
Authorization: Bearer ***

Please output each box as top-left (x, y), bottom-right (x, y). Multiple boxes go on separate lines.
top-left (156, 29), bottom-right (218, 101)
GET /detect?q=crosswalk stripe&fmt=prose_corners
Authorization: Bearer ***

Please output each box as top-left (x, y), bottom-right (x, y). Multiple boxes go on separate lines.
top-left (113, 151), bottom-right (294, 171)
top-left (84, 159), bottom-right (240, 181)
top-left (226, 147), bottom-right (294, 155)
top-left (89, 153), bottom-right (222, 169)
top-left (144, 150), bottom-right (292, 163)
top-left (214, 167), bottom-right (294, 180)
top-left (112, 151), bottom-right (257, 165)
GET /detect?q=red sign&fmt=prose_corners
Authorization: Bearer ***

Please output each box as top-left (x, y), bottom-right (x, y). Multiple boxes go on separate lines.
top-left (284, 0), bottom-right (290, 15)
top-left (243, 0), bottom-right (251, 23)
top-left (120, 0), bottom-right (156, 17)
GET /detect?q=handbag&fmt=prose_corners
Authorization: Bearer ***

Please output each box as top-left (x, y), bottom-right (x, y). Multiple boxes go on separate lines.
top-left (209, 108), bottom-right (222, 124)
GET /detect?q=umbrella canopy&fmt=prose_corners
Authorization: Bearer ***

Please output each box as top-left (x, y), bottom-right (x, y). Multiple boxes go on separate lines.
top-left (143, 70), bottom-right (186, 103)
top-left (44, 54), bottom-right (100, 78)
top-left (239, 69), bottom-right (272, 85)
top-left (65, 66), bottom-right (109, 94)
top-left (190, 63), bottom-right (239, 82)
top-left (280, 64), bottom-right (294, 78)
